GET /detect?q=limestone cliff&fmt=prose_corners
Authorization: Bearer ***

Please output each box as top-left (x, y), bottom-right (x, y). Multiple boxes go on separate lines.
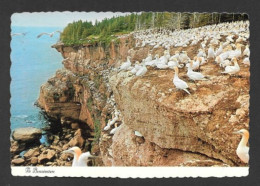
top-left (38, 34), bottom-right (249, 167)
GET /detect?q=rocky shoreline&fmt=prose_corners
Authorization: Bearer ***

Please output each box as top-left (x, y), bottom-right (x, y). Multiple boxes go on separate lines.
top-left (10, 117), bottom-right (103, 166)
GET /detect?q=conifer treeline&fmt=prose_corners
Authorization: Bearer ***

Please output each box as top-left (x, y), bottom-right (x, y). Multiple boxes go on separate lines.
top-left (60, 12), bottom-right (248, 45)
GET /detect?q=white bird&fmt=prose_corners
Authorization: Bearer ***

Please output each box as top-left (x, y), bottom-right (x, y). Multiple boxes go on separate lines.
top-left (187, 61), bottom-right (206, 81)
top-left (197, 49), bottom-right (205, 58)
top-left (220, 59), bottom-right (232, 68)
top-left (147, 54), bottom-right (159, 67)
top-left (243, 45), bottom-right (250, 57)
top-left (168, 58), bottom-right (179, 69)
top-left (136, 63), bottom-right (147, 76)
top-left (144, 53), bottom-right (152, 62)
top-left (11, 32), bottom-right (27, 37)
top-left (242, 57), bottom-right (250, 66)
top-left (228, 44), bottom-right (242, 59)
top-left (207, 45), bottom-right (215, 59)
top-left (104, 125), bottom-right (110, 131)
top-left (233, 129), bottom-right (249, 163)
top-left (134, 131), bottom-right (143, 137)
top-left (186, 58), bottom-right (199, 70)
top-left (119, 56), bottom-right (131, 71)
top-left (173, 66), bottom-right (190, 94)
top-left (179, 51), bottom-right (190, 63)
top-left (62, 146), bottom-right (97, 166)
top-left (198, 57), bottom-right (207, 65)
top-left (215, 43), bottom-right (223, 56)
top-left (110, 123), bottom-right (119, 135)
top-left (221, 58), bottom-right (240, 74)
top-left (37, 31), bottom-right (61, 38)
top-left (109, 116), bottom-right (118, 126)
top-left (170, 51), bottom-right (180, 61)
top-left (130, 67), bottom-right (137, 75)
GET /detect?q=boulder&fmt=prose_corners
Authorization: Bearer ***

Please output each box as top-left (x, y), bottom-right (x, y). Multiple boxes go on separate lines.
top-left (31, 157), bottom-right (38, 165)
top-left (10, 140), bottom-right (26, 155)
top-left (11, 158), bottom-right (25, 165)
top-left (12, 127), bottom-right (42, 143)
top-left (68, 129), bottom-right (85, 148)
top-left (38, 149), bottom-right (56, 163)
top-left (24, 148), bottom-right (40, 159)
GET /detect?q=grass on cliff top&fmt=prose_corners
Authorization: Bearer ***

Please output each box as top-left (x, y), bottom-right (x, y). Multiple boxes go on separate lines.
top-left (61, 31), bottom-right (129, 47)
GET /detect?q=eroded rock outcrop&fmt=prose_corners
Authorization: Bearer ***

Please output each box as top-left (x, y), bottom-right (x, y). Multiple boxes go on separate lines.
top-left (109, 58), bottom-right (249, 166)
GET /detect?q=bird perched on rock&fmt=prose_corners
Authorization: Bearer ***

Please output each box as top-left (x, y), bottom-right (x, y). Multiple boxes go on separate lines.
top-left (242, 57), bottom-right (250, 66)
top-left (187, 61), bottom-right (206, 81)
top-left (136, 63), bottom-right (148, 76)
top-left (221, 57), bottom-right (240, 75)
top-left (173, 66), bottom-right (190, 94)
top-left (119, 56), bottom-right (132, 71)
top-left (207, 44), bottom-right (215, 59)
top-left (233, 129), bottom-right (249, 163)
top-left (134, 131), bottom-right (143, 137)
top-left (243, 45), bottom-right (250, 57)
top-left (62, 146), bottom-right (97, 166)
top-left (110, 123), bottom-right (119, 135)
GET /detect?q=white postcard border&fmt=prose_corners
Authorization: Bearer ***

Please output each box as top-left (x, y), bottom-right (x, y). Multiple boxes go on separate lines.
top-left (12, 167), bottom-right (249, 178)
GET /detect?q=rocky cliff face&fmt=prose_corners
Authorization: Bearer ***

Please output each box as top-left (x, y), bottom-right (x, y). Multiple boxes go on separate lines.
top-left (38, 34), bottom-right (249, 167)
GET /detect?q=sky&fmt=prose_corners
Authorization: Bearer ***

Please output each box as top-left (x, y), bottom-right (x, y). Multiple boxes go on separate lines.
top-left (11, 12), bottom-right (132, 28)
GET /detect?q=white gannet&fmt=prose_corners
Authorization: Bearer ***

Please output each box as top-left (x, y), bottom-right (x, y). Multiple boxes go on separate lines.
top-left (187, 61), bottom-right (206, 81)
top-left (110, 123), bottom-right (119, 135)
top-left (197, 49), bottom-right (205, 58)
top-left (233, 129), bottom-right (249, 163)
top-left (62, 146), bottom-right (97, 166)
top-left (179, 51), bottom-right (190, 64)
top-left (242, 57), bottom-right (250, 66)
top-left (207, 44), bottom-right (215, 59)
top-left (11, 32), bottom-right (27, 37)
top-left (173, 66), bottom-right (190, 94)
top-left (221, 58), bottom-right (240, 75)
top-left (146, 54), bottom-right (159, 67)
top-left (136, 63), bottom-right (148, 76)
top-left (215, 43), bottom-right (223, 56)
top-left (186, 58), bottom-right (199, 70)
top-left (104, 119), bottom-right (111, 131)
top-left (144, 53), bottom-right (153, 62)
top-left (228, 44), bottom-right (242, 59)
top-left (170, 51), bottom-right (180, 61)
top-left (119, 56), bottom-right (132, 71)
top-left (134, 131), bottom-right (143, 137)
top-left (37, 31), bottom-right (61, 38)
top-left (168, 57), bottom-right (179, 69)
top-left (243, 45), bottom-right (250, 57)
top-left (220, 59), bottom-right (232, 68)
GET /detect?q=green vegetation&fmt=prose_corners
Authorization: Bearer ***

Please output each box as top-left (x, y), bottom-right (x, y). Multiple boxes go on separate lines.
top-left (87, 97), bottom-right (93, 112)
top-left (92, 118), bottom-right (101, 145)
top-left (60, 12), bottom-right (248, 46)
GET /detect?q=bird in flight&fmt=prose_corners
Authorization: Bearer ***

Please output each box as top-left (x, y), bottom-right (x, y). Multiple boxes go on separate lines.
top-left (11, 32), bottom-right (27, 37)
top-left (37, 31), bottom-right (62, 38)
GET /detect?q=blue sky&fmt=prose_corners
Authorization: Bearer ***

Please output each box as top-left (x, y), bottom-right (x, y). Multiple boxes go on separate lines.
top-left (11, 12), bottom-right (132, 28)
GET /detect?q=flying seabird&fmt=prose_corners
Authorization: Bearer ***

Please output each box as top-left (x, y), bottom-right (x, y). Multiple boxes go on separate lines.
top-left (37, 30), bottom-right (61, 38)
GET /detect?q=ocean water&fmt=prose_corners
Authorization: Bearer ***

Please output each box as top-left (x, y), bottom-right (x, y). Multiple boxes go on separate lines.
top-left (10, 26), bottom-right (63, 131)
